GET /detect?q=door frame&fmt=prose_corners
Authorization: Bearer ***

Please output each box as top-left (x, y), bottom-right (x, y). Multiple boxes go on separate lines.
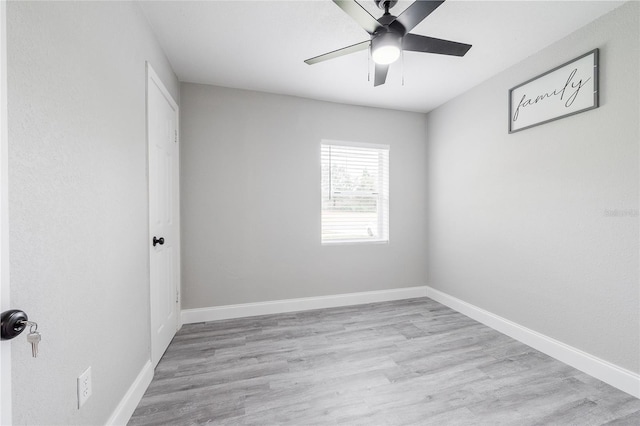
top-left (1, 0), bottom-right (12, 423)
top-left (146, 62), bottom-right (181, 367)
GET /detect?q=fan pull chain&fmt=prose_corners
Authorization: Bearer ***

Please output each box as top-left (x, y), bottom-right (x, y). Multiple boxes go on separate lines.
top-left (367, 45), bottom-right (371, 82)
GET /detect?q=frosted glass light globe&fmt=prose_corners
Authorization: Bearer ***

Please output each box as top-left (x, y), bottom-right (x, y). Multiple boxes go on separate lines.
top-left (372, 45), bottom-right (400, 65)
top-left (371, 31), bottom-right (402, 65)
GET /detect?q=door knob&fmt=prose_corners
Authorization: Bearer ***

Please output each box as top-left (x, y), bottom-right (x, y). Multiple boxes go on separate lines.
top-left (1, 309), bottom-right (28, 340)
top-left (153, 236), bottom-right (165, 247)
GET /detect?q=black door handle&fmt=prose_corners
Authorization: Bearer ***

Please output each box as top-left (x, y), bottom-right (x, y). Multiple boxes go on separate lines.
top-left (153, 236), bottom-right (165, 247)
top-left (1, 309), bottom-right (28, 340)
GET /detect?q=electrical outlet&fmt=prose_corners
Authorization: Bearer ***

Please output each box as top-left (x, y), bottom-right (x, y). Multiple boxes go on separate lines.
top-left (77, 367), bottom-right (92, 408)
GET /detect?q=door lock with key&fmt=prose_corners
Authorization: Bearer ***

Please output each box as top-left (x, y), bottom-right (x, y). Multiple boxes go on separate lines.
top-left (1, 309), bottom-right (28, 340)
top-left (1, 309), bottom-right (42, 358)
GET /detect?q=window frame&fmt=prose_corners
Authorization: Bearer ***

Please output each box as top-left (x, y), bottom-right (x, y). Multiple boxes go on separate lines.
top-left (320, 139), bottom-right (390, 245)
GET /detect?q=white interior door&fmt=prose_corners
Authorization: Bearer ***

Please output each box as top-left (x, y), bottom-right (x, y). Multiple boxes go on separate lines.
top-left (147, 64), bottom-right (180, 367)
top-left (1, 1), bottom-right (12, 423)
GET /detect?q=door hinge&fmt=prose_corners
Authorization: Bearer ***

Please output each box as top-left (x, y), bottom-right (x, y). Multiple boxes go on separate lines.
top-left (174, 130), bottom-right (178, 143)
top-left (176, 290), bottom-right (179, 304)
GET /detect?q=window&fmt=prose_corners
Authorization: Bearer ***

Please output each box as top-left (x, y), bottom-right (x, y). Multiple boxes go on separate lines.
top-left (321, 141), bottom-right (389, 244)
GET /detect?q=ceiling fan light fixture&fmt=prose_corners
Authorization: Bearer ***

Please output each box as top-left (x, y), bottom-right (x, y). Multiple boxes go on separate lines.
top-left (371, 31), bottom-right (402, 65)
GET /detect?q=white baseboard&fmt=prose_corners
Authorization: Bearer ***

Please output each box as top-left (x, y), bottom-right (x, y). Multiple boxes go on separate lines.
top-left (425, 286), bottom-right (640, 399)
top-left (181, 286), bottom-right (427, 324)
top-left (106, 360), bottom-right (153, 426)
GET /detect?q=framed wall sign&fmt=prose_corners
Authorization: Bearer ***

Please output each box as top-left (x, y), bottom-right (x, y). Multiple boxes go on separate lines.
top-left (508, 49), bottom-right (599, 133)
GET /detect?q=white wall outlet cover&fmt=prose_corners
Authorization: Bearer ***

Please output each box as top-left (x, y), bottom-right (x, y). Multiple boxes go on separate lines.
top-left (77, 367), bottom-right (92, 409)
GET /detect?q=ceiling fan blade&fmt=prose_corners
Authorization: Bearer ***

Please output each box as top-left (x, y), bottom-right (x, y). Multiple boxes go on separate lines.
top-left (333, 0), bottom-right (381, 34)
top-left (304, 40), bottom-right (370, 65)
top-left (374, 63), bottom-right (389, 87)
top-left (403, 33), bottom-right (471, 56)
top-left (394, 1), bottom-right (445, 33)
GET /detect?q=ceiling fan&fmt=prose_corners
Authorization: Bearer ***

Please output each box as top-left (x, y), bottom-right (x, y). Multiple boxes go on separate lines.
top-left (304, 0), bottom-right (472, 86)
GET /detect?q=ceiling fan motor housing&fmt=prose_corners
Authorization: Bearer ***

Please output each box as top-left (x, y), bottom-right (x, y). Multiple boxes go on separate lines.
top-left (373, 28), bottom-right (402, 48)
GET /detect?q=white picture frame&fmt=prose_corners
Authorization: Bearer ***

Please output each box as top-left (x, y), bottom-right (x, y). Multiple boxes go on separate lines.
top-left (509, 49), bottom-right (599, 133)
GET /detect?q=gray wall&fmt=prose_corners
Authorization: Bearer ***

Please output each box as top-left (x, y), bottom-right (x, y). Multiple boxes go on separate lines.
top-left (180, 83), bottom-right (428, 309)
top-left (8, 1), bottom-right (178, 424)
top-left (426, 2), bottom-right (639, 373)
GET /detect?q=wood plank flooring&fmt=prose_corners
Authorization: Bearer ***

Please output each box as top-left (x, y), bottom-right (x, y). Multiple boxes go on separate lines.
top-left (129, 298), bottom-right (640, 425)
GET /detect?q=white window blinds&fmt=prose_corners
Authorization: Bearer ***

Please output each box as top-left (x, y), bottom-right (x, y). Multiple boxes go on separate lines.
top-left (321, 141), bottom-right (389, 244)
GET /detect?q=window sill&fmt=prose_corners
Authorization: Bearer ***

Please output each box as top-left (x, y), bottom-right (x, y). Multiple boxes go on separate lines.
top-left (321, 239), bottom-right (389, 246)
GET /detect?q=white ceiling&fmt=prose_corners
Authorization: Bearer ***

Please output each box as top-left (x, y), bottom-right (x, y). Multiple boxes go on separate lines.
top-left (139, 0), bottom-right (624, 113)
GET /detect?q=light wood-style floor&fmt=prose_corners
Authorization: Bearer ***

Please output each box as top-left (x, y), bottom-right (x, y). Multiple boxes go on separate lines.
top-left (129, 298), bottom-right (640, 425)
